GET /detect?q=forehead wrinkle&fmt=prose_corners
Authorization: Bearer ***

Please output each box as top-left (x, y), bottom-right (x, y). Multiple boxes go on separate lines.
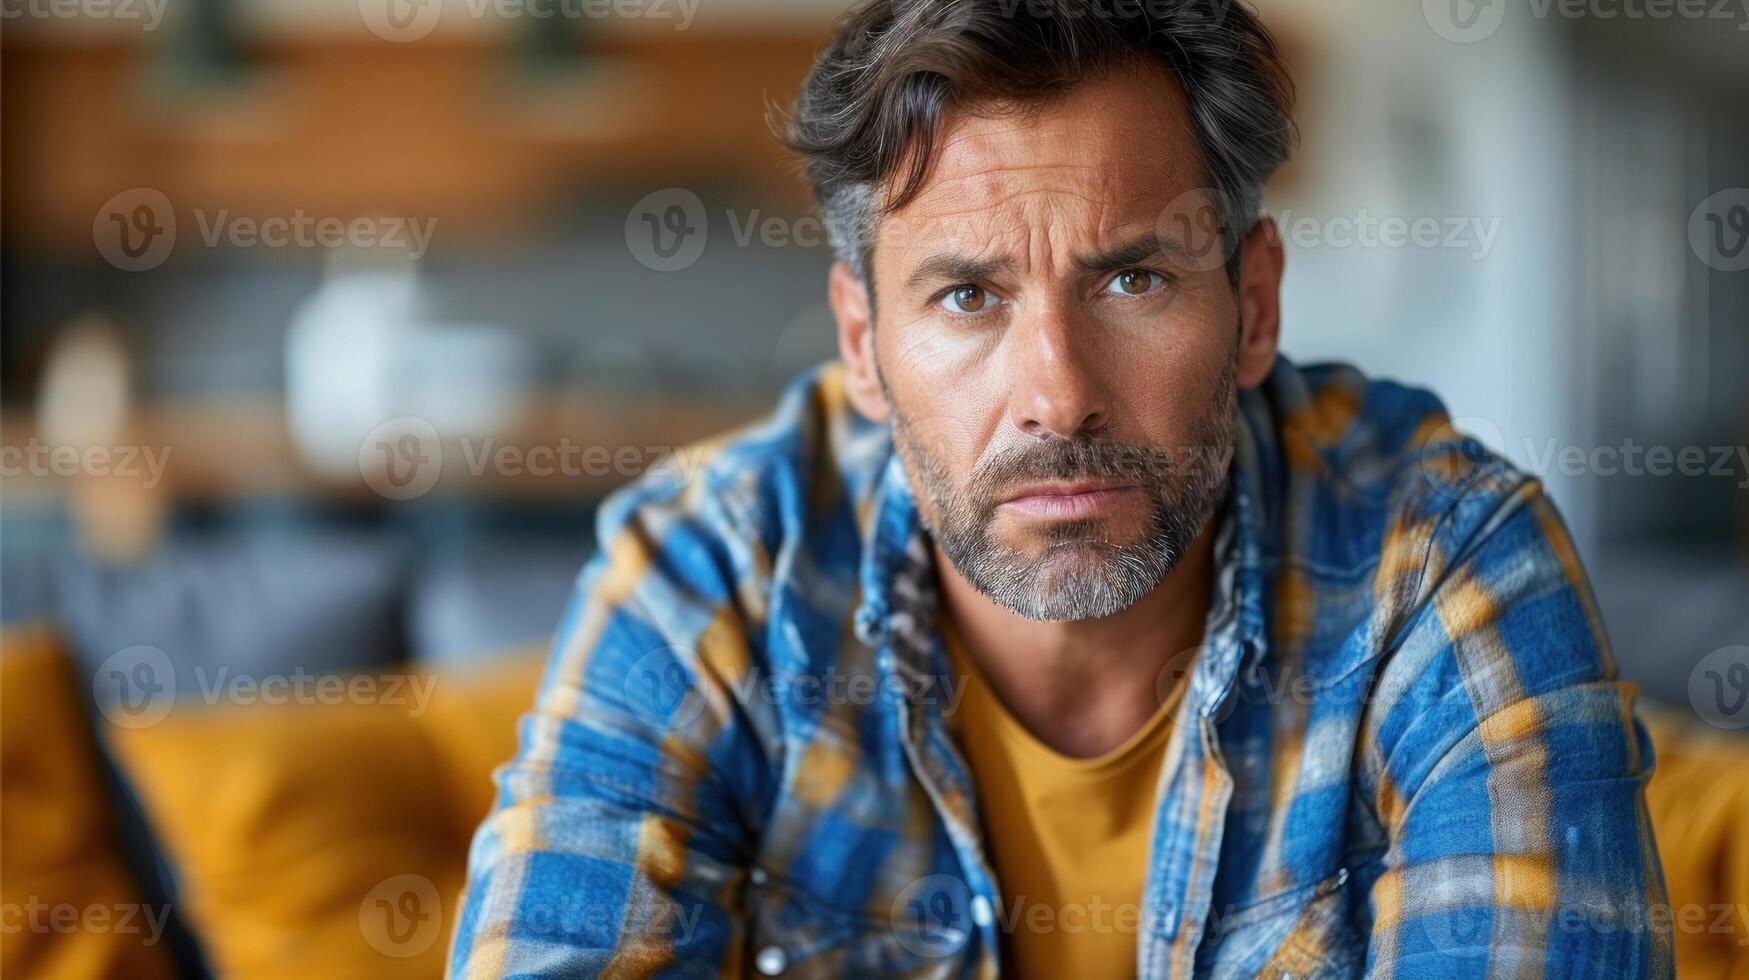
top-left (915, 151), bottom-right (1176, 216)
top-left (901, 187), bottom-right (1170, 279)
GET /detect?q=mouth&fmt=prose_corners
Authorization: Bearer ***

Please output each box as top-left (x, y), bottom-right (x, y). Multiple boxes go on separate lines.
top-left (997, 480), bottom-right (1140, 520)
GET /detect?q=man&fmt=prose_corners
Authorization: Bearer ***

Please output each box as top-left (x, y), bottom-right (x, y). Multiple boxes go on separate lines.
top-left (451, 0), bottom-right (1671, 975)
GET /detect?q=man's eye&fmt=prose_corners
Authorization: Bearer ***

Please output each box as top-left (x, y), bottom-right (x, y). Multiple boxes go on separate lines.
top-left (940, 285), bottom-right (991, 315)
top-left (1104, 269), bottom-right (1165, 296)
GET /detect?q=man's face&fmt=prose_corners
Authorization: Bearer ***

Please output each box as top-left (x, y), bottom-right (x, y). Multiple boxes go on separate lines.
top-left (844, 62), bottom-right (1267, 622)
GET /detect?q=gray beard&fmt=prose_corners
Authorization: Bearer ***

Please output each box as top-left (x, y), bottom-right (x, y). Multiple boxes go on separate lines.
top-left (891, 362), bottom-right (1236, 623)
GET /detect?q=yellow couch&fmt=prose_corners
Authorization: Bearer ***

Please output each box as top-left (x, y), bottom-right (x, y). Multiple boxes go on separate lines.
top-left (5, 623), bottom-right (1746, 977)
top-left (2, 624), bottom-right (541, 979)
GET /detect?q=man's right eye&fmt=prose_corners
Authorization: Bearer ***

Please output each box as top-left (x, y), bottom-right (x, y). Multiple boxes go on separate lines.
top-left (940, 285), bottom-right (991, 315)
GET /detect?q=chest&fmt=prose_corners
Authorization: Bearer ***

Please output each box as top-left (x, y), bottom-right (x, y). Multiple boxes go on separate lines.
top-left (743, 669), bottom-right (1383, 978)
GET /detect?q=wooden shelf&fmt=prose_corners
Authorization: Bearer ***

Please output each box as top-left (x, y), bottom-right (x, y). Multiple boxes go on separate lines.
top-left (1, 29), bottom-right (826, 253)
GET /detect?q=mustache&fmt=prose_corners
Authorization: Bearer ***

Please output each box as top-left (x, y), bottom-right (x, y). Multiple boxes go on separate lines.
top-left (966, 434), bottom-right (1181, 501)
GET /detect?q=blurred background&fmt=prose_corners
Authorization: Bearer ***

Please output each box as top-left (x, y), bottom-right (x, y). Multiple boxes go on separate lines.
top-left (2, 0), bottom-right (1746, 976)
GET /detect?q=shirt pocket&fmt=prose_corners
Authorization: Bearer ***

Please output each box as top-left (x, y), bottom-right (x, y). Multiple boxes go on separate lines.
top-left (1195, 868), bottom-right (1366, 979)
top-left (746, 875), bottom-right (975, 979)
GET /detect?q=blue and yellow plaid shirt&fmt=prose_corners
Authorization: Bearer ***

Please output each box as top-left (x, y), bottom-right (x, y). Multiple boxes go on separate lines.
top-left (451, 357), bottom-right (1672, 977)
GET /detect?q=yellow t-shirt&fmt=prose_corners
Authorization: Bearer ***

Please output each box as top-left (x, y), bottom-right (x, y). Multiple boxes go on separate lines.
top-left (943, 623), bottom-right (1189, 979)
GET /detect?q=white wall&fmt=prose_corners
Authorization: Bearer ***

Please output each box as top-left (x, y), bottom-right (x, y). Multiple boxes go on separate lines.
top-left (1263, 0), bottom-right (1592, 549)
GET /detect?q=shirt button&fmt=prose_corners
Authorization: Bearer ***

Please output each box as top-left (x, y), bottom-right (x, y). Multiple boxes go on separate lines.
top-left (750, 867), bottom-right (768, 886)
top-left (754, 945), bottom-right (787, 975)
top-left (971, 895), bottom-right (994, 928)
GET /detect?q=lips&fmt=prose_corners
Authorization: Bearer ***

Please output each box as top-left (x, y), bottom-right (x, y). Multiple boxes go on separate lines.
top-left (997, 481), bottom-right (1139, 520)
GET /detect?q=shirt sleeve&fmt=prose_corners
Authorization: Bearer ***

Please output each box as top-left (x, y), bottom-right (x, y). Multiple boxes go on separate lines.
top-left (1361, 471), bottom-right (1675, 977)
top-left (448, 488), bottom-right (773, 978)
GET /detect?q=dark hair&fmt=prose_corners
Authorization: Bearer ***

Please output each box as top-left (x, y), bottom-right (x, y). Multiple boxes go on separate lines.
top-left (779, 0), bottom-right (1295, 285)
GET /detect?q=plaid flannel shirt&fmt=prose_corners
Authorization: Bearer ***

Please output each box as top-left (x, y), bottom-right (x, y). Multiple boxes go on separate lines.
top-left (450, 357), bottom-right (1672, 978)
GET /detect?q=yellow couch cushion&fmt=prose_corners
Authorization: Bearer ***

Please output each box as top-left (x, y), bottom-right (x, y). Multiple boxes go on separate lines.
top-left (1642, 704), bottom-right (1749, 979)
top-left (1, 622), bottom-right (175, 979)
top-left (103, 673), bottom-right (461, 977)
top-left (100, 649), bottom-right (546, 978)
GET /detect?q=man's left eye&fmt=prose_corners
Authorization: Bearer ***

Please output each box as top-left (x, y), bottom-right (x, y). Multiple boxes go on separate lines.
top-left (1103, 269), bottom-right (1165, 296)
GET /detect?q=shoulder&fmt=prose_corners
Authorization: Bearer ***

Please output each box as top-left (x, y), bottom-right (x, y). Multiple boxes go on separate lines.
top-left (1248, 360), bottom-right (1598, 679)
top-left (1256, 360), bottom-right (1608, 700)
top-left (1254, 357), bottom-right (1536, 572)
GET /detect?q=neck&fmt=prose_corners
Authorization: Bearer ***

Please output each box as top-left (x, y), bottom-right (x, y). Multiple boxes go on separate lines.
top-left (935, 518), bottom-right (1217, 758)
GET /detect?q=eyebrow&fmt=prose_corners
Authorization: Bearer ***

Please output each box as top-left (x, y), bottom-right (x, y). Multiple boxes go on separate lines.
top-left (1074, 232), bottom-right (1192, 272)
top-left (905, 231), bottom-right (1195, 291)
top-left (905, 254), bottom-right (1014, 291)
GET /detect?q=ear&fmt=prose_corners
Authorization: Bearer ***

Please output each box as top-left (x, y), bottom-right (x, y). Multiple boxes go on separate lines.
top-left (829, 260), bottom-right (890, 422)
top-left (1234, 217), bottom-right (1285, 389)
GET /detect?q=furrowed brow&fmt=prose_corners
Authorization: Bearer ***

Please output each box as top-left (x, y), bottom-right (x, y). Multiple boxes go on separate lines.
top-left (905, 253), bottom-right (1013, 291)
top-left (1075, 233), bottom-right (1192, 272)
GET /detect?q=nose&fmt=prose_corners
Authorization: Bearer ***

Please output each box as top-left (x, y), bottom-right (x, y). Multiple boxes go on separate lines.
top-left (1006, 303), bottom-right (1112, 439)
